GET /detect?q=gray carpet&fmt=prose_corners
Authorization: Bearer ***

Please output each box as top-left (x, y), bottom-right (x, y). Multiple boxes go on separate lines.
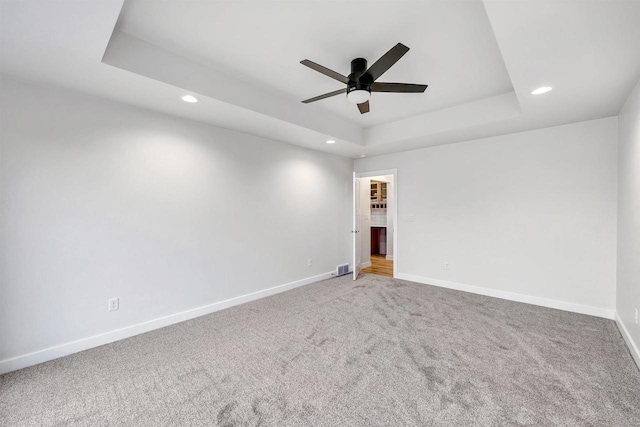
top-left (1, 274), bottom-right (639, 426)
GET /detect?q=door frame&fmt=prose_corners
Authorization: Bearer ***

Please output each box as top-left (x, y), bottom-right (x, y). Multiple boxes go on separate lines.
top-left (354, 168), bottom-right (398, 278)
top-left (352, 172), bottom-right (362, 280)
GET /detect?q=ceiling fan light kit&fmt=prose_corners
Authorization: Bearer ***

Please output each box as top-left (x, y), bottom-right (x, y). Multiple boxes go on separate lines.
top-left (347, 89), bottom-right (370, 104)
top-left (300, 43), bottom-right (428, 114)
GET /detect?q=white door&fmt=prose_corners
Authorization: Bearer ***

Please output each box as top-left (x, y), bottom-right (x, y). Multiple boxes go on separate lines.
top-left (353, 172), bottom-right (362, 280)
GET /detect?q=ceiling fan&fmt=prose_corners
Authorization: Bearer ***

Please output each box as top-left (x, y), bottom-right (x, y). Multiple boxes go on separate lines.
top-left (300, 43), bottom-right (428, 114)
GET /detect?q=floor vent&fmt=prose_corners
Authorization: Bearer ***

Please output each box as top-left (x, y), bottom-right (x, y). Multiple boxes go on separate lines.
top-left (336, 264), bottom-right (350, 277)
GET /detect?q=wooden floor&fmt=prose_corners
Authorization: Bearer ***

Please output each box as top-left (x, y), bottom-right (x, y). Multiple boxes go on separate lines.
top-left (361, 254), bottom-right (393, 277)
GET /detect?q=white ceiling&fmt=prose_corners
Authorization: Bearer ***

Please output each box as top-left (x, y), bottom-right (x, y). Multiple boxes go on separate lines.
top-left (116, 0), bottom-right (514, 128)
top-left (1, 1), bottom-right (640, 159)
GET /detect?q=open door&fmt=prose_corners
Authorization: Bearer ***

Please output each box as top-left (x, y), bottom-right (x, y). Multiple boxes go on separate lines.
top-left (353, 172), bottom-right (362, 280)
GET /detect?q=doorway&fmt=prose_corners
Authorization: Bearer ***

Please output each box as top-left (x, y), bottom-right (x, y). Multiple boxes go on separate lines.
top-left (353, 170), bottom-right (397, 279)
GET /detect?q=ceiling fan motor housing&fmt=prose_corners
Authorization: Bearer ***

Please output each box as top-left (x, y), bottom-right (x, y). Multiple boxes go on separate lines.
top-left (348, 58), bottom-right (373, 94)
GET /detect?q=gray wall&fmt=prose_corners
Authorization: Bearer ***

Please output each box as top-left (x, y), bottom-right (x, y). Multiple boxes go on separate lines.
top-left (617, 78), bottom-right (640, 364)
top-left (0, 77), bottom-right (353, 365)
top-left (356, 117), bottom-right (618, 317)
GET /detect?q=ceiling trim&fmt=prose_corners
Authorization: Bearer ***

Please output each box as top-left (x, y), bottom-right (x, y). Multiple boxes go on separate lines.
top-left (103, 30), bottom-right (365, 146)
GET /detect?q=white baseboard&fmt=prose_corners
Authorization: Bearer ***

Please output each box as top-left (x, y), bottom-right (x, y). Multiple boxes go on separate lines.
top-left (386, 255), bottom-right (394, 261)
top-left (361, 261), bottom-right (372, 268)
top-left (0, 271), bottom-right (334, 375)
top-left (615, 312), bottom-right (640, 370)
top-left (394, 273), bottom-right (615, 320)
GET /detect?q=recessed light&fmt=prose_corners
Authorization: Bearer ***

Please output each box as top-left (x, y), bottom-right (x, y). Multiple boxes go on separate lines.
top-left (326, 140), bottom-right (336, 144)
top-left (531, 86), bottom-right (552, 95)
top-left (360, 154), bottom-right (366, 158)
top-left (181, 95), bottom-right (198, 103)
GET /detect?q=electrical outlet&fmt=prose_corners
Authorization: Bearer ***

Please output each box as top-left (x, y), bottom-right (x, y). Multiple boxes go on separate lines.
top-left (307, 258), bottom-right (313, 267)
top-left (108, 297), bottom-right (119, 312)
top-left (444, 262), bottom-right (450, 270)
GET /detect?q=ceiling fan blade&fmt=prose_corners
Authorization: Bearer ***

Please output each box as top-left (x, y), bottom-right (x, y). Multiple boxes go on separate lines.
top-left (302, 88), bottom-right (347, 103)
top-left (357, 100), bottom-right (370, 114)
top-left (371, 82), bottom-right (428, 93)
top-left (300, 60), bottom-right (349, 84)
top-left (365, 43), bottom-right (410, 81)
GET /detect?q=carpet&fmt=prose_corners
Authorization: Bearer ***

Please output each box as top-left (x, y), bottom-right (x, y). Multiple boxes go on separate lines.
top-left (1, 274), bottom-right (639, 426)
